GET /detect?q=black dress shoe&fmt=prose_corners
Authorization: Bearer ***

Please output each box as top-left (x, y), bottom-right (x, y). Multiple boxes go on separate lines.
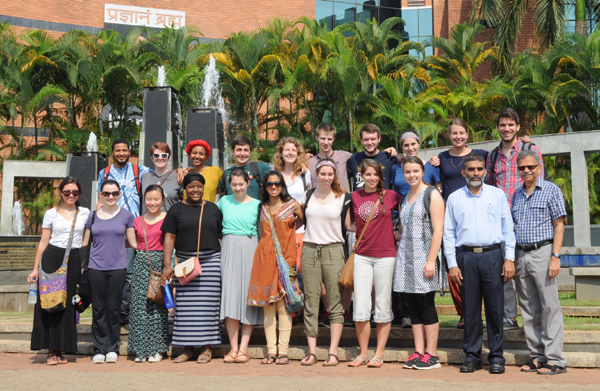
top-left (489, 362), bottom-right (505, 374)
top-left (460, 362), bottom-right (483, 372)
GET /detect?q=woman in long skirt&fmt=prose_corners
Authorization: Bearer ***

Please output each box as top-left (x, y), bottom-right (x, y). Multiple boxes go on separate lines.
top-left (129, 185), bottom-right (170, 363)
top-left (218, 169), bottom-right (262, 363)
top-left (29, 176), bottom-right (90, 365)
top-left (161, 172), bottom-right (223, 363)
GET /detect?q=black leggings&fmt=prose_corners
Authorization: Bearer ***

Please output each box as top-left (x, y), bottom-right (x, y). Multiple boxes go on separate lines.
top-left (402, 291), bottom-right (438, 325)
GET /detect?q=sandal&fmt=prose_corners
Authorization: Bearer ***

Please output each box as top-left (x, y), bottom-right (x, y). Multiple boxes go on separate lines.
top-left (300, 353), bottom-right (318, 366)
top-left (521, 361), bottom-right (541, 372)
top-left (261, 355), bottom-right (276, 365)
top-left (223, 350), bottom-right (238, 364)
top-left (367, 356), bottom-right (384, 368)
top-left (348, 355), bottom-right (368, 367)
top-left (456, 316), bottom-right (465, 329)
top-left (46, 354), bottom-right (58, 366)
top-left (323, 353), bottom-right (339, 367)
top-left (196, 347), bottom-right (212, 364)
top-left (276, 355), bottom-right (289, 365)
top-left (234, 351), bottom-right (249, 364)
top-left (537, 363), bottom-right (567, 375)
top-left (173, 350), bottom-right (193, 363)
top-left (56, 354), bottom-right (68, 364)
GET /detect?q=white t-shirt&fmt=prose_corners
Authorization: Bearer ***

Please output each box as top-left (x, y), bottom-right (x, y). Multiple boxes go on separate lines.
top-left (286, 171), bottom-right (311, 234)
top-left (301, 193), bottom-right (344, 245)
top-left (42, 207), bottom-right (91, 248)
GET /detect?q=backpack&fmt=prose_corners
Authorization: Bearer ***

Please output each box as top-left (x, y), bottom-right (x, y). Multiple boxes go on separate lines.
top-left (390, 163), bottom-right (400, 192)
top-left (103, 164), bottom-right (141, 213)
top-left (487, 142), bottom-right (550, 186)
top-left (303, 188), bottom-right (352, 240)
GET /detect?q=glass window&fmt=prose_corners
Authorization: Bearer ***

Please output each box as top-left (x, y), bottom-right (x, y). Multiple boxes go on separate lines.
top-left (401, 9), bottom-right (418, 40)
top-left (418, 8), bottom-right (433, 36)
top-left (358, 5), bottom-right (379, 23)
top-left (316, 1), bottom-right (335, 30)
top-left (335, 2), bottom-right (357, 26)
top-left (380, 0), bottom-right (401, 8)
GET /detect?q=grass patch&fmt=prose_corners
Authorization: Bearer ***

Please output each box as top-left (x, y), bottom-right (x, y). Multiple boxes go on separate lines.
top-left (436, 314), bottom-right (600, 331)
top-left (435, 292), bottom-right (600, 307)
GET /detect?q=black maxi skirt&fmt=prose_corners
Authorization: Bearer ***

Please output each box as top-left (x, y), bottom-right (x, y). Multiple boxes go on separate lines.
top-left (30, 244), bottom-right (81, 353)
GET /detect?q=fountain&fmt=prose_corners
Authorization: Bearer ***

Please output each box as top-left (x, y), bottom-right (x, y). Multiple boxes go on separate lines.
top-left (157, 66), bottom-right (166, 87)
top-left (11, 201), bottom-right (25, 236)
top-left (201, 54), bottom-right (228, 124)
top-left (86, 131), bottom-right (98, 154)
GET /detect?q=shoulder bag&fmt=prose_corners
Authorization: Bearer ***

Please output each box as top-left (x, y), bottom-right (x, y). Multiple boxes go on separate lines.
top-left (74, 210), bottom-right (93, 313)
top-left (40, 209), bottom-right (78, 313)
top-left (173, 202), bottom-right (204, 285)
top-left (338, 197), bottom-right (381, 291)
top-left (142, 217), bottom-right (164, 304)
top-left (265, 203), bottom-right (304, 314)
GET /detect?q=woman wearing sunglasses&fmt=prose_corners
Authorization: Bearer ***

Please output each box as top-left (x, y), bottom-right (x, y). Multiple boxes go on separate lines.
top-left (83, 180), bottom-right (136, 364)
top-left (185, 140), bottom-right (223, 203)
top-left (247, 171), bottom-right (303, 365)
top-left (141, 142), bottom-right (183, 213)
top-left (28, 176), bottom-right (91, 365)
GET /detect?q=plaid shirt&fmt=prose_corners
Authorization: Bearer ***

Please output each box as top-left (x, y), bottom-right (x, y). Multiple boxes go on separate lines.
top-left (512, 177), bottom-right (566, 246)
top-left (485, 138), bottom-right (544, 207)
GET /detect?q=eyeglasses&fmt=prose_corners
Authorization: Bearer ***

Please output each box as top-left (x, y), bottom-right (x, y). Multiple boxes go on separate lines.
top-left (62, 190), bottom-right (80, 197)
top-left (517, 164), bottom-right (539, 172)
top-left (101, 191), bottom-right (120, 198)
top-left (266, 181), bottom-right (282, 188)
top-left (152, 153), bottom-right (169, 159)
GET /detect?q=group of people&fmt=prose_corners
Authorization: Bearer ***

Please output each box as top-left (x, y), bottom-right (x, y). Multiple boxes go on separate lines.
top-left (27, 107), bottom-right (567, 375)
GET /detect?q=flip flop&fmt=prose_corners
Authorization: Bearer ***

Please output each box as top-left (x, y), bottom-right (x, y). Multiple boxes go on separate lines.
top-left (261, 355), bottom-right (276, 365)
top-left (196, 347), bottom-right (212, 364)
top-left (301, 353), bottom-right (318, 366)
top-left (173, 350), bottom-right (193, 363)
top-left (323, 353), bottom-right (339, 367)
top-left (276, 355), bottom-right (290, 365)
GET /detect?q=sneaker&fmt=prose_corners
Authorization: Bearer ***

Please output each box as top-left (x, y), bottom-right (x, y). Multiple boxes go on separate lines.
top-left (105, 352), bottom-right (118, 363)
top-left (318, 312), bottom-right (330, 327)
top-left (413, 352), bottom-right (441, 370)
top-left (503, 318), bottom-right (519, 330)
top-left (400, 317), bottom-right (412, 328)
top-left (135, 356), bottom-right (146, 363)
top-left (148, 353), bottom-right (163, 363)
top-left (403, 352), bottom-right (422, 369)
top-left (92, 354), bottom-right (105, 364)
top-left (343, 311), bottom-right (354, 327)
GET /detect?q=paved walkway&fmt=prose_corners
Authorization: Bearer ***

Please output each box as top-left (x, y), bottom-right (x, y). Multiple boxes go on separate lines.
top-left (1, 353), bottom-right (598, 390)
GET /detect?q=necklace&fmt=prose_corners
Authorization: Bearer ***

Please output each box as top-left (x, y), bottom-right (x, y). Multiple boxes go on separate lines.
top-left (449, 154), bottom-right (465, 168)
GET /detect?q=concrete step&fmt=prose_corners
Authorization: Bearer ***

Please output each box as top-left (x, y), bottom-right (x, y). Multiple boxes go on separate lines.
top-left (1, 340), bottom-right (598, 367)
top-left (436, 304), bottom-right (600, 317)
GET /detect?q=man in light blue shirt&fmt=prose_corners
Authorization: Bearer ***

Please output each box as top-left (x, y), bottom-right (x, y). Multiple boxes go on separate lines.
top-left (444, 153), bottom-right (516, 375)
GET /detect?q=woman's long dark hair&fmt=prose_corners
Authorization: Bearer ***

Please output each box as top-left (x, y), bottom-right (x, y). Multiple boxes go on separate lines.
top-left (359, 159), bottom-right (386, 214)
top-left (259, 170), bottom-right (292, 210)
top-left (57, 176), bottom-right (83, 208)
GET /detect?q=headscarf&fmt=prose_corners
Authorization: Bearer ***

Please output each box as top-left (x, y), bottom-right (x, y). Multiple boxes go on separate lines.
top-left (183, 172), bottom-right (205, 187)
top-left (400, 131), bottom-right (420, 143)
top-left (185, 140), bottom-right (211, 159)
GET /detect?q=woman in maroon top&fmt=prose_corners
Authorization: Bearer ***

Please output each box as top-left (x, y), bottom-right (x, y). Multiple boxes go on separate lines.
top-left (345, 159), bottom-right (401, 368)
top-left (128, 185), bottom-right (169, 363)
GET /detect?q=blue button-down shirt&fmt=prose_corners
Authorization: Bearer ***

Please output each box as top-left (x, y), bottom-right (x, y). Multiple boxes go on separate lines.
top-left (97, 163), bottom-right (152, 218)
top-left (512, 177), bottom-right (566, 246)
top-left (444, 184), bottom-right (516, 269)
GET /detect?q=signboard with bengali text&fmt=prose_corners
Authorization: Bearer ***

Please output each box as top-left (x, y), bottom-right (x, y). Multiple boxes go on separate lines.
top-left (104, 4), bottom-right (185, 29)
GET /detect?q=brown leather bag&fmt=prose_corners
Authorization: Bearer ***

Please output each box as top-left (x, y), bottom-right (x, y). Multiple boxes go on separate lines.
top-left (142, 218), bottom-right (164, 305)
top-left (338, 197), bottom-right (381, 291)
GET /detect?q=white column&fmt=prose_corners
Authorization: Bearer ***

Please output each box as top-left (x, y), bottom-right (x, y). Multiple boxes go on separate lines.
top-left (571, 150), bottom-right (591, 247)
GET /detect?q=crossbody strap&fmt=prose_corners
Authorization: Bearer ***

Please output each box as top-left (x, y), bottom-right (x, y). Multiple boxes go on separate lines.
top-left (61, 208), bottom-right (78, 266)
top-left (156, 170), bottom-right (173, 187)
top-left (196, 202), bottom-right (205, 258)
top-left (141, 217), bottom-right (154, 273)
top-left (353, 196), bottom-right (381, 252)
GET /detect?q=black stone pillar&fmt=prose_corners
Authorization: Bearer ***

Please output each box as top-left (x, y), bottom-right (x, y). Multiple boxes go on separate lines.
top-left (66, 152), bottom-right (109, 210)
top-left (185, 108), bottom-right (224, 169)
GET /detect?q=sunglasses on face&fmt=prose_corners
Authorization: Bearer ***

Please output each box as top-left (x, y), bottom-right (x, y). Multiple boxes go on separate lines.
top-left (101, 191), bottom-right (121, 198)
top-left (266, 181), bottom-right (282, 188)
top-left (517, 164), bottom-right (539, 172)
top-left (62, 190), bottom-right (80, 197)
top-left (152, 153), bottom-right (169, 159)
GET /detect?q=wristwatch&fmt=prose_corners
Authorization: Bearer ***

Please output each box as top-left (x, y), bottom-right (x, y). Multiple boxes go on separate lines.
top-left (506, 258), bottom-right (515, 263)
top-left (552, 253), bottom-right (561, 259)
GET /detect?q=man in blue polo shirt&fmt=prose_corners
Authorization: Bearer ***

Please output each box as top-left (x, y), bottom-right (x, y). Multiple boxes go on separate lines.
top-left (444, 153), bottom-right (516, 375)
top-left (512, 150), bottom-right (567, 375)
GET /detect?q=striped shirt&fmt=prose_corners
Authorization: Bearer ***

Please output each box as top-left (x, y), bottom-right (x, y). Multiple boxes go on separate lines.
top-left (512, 178), bottom-right (566, 246)
top-left (485, 139), bottom-right (544, 207)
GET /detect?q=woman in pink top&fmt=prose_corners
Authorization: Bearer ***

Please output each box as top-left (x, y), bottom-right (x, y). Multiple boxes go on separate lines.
top-left (128, 184), bottom-right (169, 363)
